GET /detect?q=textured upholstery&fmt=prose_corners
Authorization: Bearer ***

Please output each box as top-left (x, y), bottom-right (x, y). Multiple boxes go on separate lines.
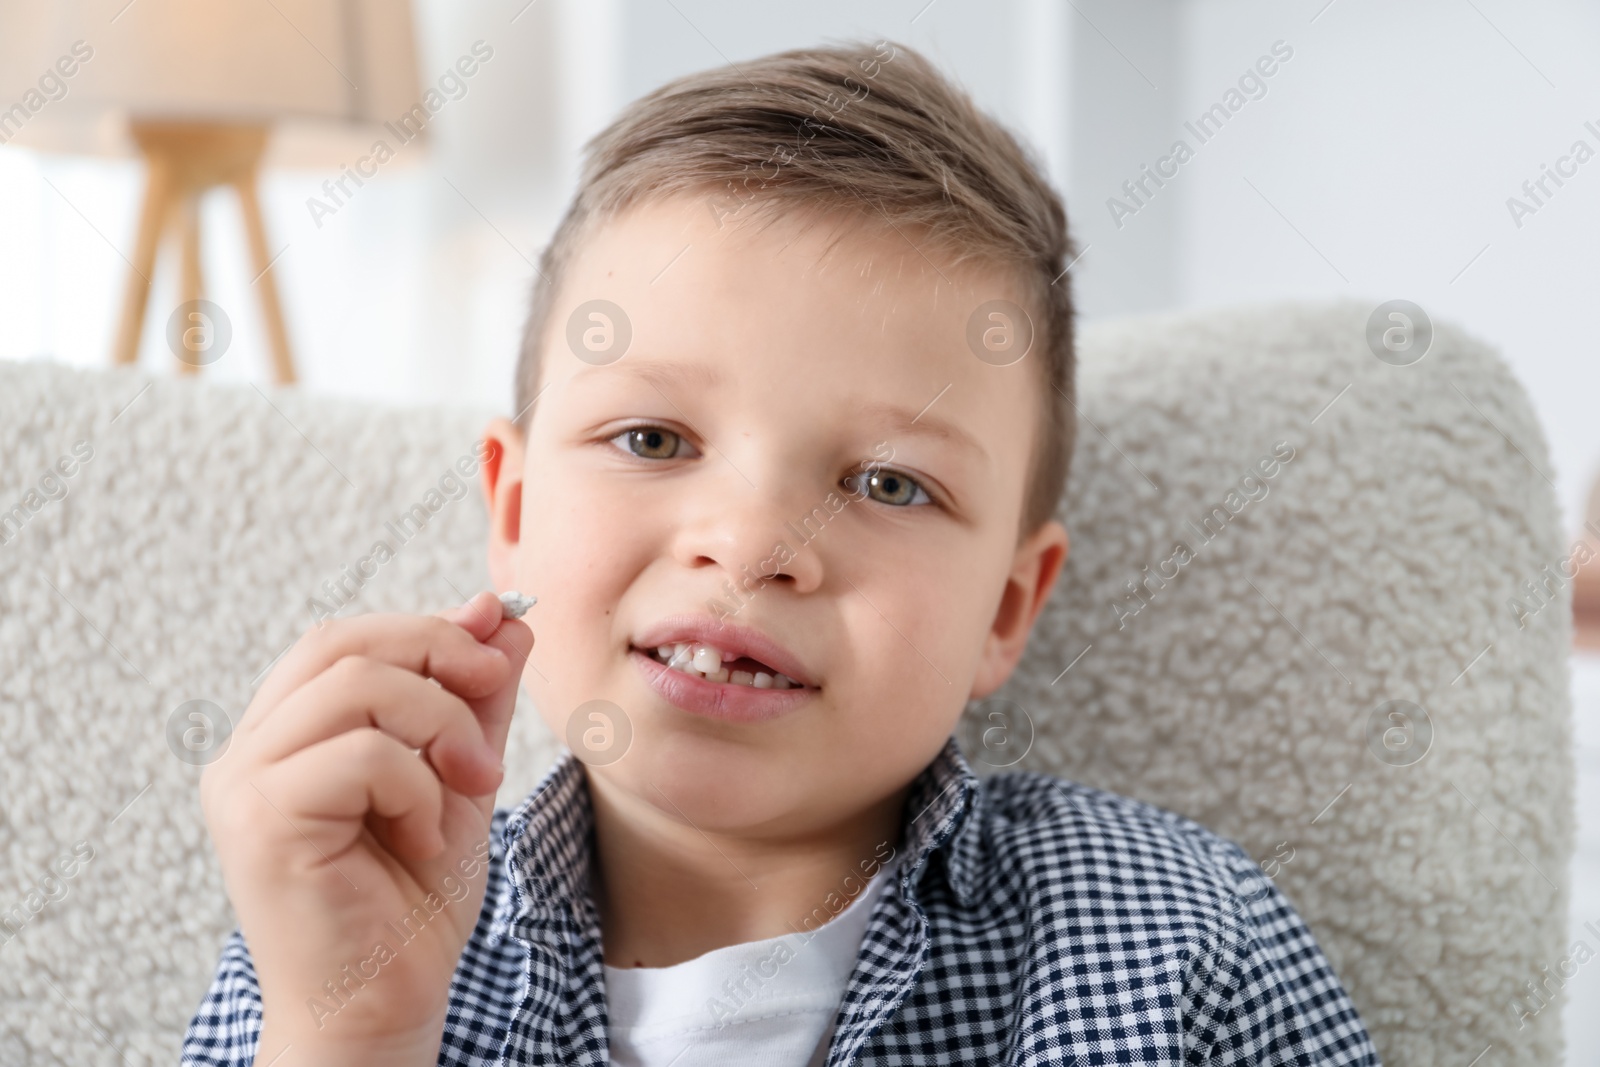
top-left (0, 299), bottom-right (1573, 1064)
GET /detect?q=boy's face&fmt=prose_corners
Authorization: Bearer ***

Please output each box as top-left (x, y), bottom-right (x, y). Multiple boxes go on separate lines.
top-left (483, 194), bottom-right (1067, 840)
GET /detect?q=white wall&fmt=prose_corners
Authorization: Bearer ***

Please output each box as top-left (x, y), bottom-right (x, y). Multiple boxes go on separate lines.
top-left (1180, 0), bottom-right (1600, 541)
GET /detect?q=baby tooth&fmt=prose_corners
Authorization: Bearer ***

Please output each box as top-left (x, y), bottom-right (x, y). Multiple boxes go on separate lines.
top-left (773, 675), bottom-right (793, 689)
top-left (656, 646), bottom-right (674, 660)
top-left (498, 590), bottom-right (537, 619)
top-left (730, 670), bottom-right (754, 686)
top-left (704, 667), bottom-right (730, 683)
top-left (692, 645), bottom-right (722, 673)
top-left (668, 647), bottom-right (696, 671)
top-left (753, 672), bottom-right (774, 688)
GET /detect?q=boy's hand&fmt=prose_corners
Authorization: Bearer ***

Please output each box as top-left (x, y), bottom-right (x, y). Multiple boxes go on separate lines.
top-left (199, 591), bottom-right (531, 1066)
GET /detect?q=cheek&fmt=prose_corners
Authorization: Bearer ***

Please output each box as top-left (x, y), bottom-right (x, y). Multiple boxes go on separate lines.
top-left (516, 466), bottom-right (649, 702)
top-left (816, 593), bottom-right (967, 811)
top-left (832, 545), bottom-right (984, 734)
top-left (520, 461), bottom-right (640, 586)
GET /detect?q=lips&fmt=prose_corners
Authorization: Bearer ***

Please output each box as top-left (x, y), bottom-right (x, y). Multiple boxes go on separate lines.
top-left (628, 615), bottom-right (819, 724)
top-left (630, 615), bottom-right (818, 689)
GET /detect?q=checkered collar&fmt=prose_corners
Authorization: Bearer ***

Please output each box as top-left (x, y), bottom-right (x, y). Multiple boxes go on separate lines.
top-left (496, 732), bottom-right (984, 933)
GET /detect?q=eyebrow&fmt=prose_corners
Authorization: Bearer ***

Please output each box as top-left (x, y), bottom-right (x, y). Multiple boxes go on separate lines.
top-left (853, 398), bottom-right (986, 460)
top-left (589, 360), bottom-right (723, 390)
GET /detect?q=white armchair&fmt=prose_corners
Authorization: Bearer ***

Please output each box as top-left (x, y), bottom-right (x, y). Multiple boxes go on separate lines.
top-left (0, 299), bottom-right (1573, 1064)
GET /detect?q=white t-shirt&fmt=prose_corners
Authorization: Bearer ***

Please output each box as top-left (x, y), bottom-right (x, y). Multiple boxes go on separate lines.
top-left (603, 858), bottom-right (899, 1067)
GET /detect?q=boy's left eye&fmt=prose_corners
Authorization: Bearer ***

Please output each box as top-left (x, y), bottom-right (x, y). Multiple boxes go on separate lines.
top-left (847, 467), bottom-right (933, 507)
top-left (607, 425), bottom-right (699, 460)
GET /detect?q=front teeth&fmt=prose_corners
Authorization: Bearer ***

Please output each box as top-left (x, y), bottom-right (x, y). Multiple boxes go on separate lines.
top-left (651, 642), bottom-right (797, 689)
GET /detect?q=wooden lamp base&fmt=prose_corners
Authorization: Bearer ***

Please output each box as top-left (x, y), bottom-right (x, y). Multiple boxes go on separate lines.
top-left (1576, 550), bottom-right (1600, 652)
top-left (112, 119), bottom-right (297, 384)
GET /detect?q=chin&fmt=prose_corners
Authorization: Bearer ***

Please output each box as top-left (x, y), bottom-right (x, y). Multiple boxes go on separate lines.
top-left (611, 729), bottom-right (802, 828)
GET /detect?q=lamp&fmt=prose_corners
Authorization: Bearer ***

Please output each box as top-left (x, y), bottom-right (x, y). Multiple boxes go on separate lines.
top-left (1577, 475), bottom-right (1600, 651)
top-left (0, 0), bottom-right (423, 383)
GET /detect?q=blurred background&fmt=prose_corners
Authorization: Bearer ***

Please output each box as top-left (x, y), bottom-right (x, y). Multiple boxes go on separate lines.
top-left (2, 0), bottom-right (1597, 1058)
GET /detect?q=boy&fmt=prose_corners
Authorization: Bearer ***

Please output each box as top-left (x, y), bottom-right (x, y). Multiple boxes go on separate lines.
top-left (183, 40), bottom-right (1380, 1066)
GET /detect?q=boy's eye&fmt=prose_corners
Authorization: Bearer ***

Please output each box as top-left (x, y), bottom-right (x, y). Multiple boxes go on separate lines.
top-left (608, 425), bottom-right (697, 460)
top-left (849, 467), bottom-right (932, 507)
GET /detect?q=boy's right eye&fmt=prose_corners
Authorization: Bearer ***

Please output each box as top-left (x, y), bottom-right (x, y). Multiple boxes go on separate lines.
top-left (607, 425), bottom-right (699, 461)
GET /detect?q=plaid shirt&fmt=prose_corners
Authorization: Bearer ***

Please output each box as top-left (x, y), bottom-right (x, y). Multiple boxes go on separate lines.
top-left (182, 735), bottom-right (1380, 1064)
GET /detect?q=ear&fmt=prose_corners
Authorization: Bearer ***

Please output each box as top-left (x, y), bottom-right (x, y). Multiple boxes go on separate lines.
top-left (971, 519), bottom-right (1069, 700)
top-left (480, 417), bottom-right (526, 594)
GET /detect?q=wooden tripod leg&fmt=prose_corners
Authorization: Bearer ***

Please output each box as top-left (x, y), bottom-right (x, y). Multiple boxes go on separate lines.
top-left (176, 193), bottom-right (204, 374)
top-left (235, 172), bottom-right (297, 385)
top-left (111, 154), bottom-right (173, 367)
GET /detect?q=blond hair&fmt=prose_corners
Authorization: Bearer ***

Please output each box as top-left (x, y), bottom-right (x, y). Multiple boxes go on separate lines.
top-left (514, 39), bottom-right (1076, 535)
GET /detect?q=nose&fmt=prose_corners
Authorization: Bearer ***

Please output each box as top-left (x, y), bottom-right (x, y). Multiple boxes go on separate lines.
top-left (667, 462), bottom-right (825, 596)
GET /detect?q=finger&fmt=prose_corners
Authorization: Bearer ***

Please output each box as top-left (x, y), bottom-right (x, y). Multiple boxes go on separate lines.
top-left (435, 590), bottom-right (535, 765)
top-left (254, 727), bottom-right (446, 863)
top-left (247, 612), bottom-right (508, 732)
top-left (466, 614), bottom-right (534, 768)
top-left (430, 590), bottom-right (532, 772)
top-left (250, 657), bottom-right (505, 797)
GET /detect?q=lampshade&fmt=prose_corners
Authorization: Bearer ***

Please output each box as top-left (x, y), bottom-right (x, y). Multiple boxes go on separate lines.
top-left (0, 0), bottom-right (423, 166)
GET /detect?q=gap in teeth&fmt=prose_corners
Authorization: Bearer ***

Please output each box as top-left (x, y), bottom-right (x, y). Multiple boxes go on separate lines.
top-left (650, 642), bottom-right (795, 689)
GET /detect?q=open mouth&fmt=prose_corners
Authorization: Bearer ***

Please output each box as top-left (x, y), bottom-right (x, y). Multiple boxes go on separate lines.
top-left (631, 641), bottom-right (804, 690)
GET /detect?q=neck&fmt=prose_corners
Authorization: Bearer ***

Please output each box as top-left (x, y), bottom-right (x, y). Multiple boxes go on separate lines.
top-left (586, 770), bottom-right (908, 969)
